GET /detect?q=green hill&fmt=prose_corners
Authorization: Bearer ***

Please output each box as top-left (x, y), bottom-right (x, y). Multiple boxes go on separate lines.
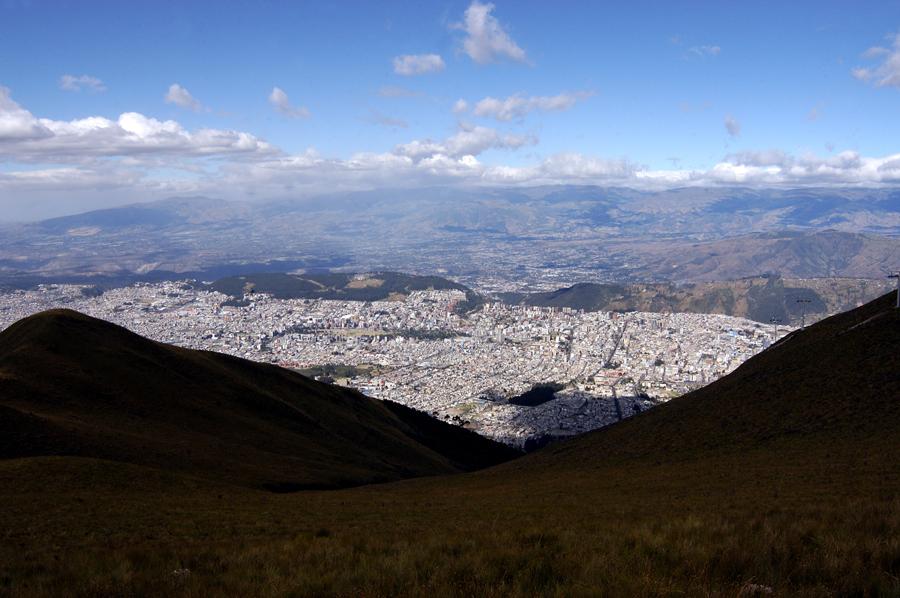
top-left (0, 309), bottom-right (518, 490)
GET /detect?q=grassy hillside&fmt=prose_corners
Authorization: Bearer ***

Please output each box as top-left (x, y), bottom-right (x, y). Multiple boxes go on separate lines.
top-left (0, 309), bottom-right (518, 490)
top-left (1, 295), bottom-right (898, 596)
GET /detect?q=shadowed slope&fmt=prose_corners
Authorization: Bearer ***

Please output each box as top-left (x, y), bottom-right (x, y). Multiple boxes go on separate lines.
top-left (0, 309), bottom-right (518, 489)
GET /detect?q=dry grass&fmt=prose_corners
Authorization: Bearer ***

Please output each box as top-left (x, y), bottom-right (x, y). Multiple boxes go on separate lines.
top-left (345, 278), bottom-right (385, 289)
top-left (2, 445), bottom-right (898, 597)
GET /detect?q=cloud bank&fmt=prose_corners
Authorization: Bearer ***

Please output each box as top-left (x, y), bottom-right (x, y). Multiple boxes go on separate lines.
top-left (0, 86), bottom-right (273, 161)
top-left (3, 85), bottom-right (900, 219)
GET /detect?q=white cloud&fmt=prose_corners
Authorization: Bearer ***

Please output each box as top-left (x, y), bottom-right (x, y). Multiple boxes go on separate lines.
top-left (452, 99), bottom-right (469, 113)
top-left (688, 45), bottom-right (721, 58)
top-left (453, 1), bottom-right (527, 64)
top-left (725, 149), bottom-right (792, 168)
top-left (59, 74), bottom-right (106, 93)
top-left (852, 32), bottom-right (900, 88)
top-left (482, 149), bottom-right (900, 188)
top-left (852, 67), bottom-right (872, 81)
top-left (724, 115), bottom-right (741, 137)
top-left (8, 143), bottom-right (900, 214)
top-left (223, 125), bottom-right (532, 191)
top-left (706, 150), bottom-right (897, 185)
top-left (0, 86), bottom-right (52, 140)
top-left (394, 124), bottom-right (535, 160)
top-left (0, 87), bottom-right (274, 161)
top-left (472, 91), bottom-right (593, 121)
top-left (268, 87), bottom-right (310, 119)
top-left (863, 46), bottom-right (890, 59)
top-left (490, 153), bottom-right (637, 183)
top-left (392, 54), bottom-right (445, 76)
top-left (164, 83), bottom-right (204, 111)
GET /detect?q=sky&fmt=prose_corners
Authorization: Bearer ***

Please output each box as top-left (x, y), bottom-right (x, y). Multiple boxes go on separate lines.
top-left (2, 0), bottom-right (900, 220)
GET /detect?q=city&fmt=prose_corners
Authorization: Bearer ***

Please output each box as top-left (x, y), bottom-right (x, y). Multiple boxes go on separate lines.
top-left (0, 279), bottom-right (781, 447)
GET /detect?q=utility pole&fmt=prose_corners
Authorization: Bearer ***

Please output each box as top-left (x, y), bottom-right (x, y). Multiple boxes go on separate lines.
top-left (796, 298), bottom-right (812, 328)
top-left (770, 316), bottom-right (782, 342)
top-left (890, 272), bottom-right (900, 309)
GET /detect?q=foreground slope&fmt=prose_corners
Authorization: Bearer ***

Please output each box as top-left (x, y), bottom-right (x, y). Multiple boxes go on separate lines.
top-left (0, 309), bottom-right (517, 489)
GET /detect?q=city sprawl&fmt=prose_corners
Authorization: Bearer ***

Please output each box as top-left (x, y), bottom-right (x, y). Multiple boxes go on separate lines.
top-left (0, 281), bottom-right (784, 447)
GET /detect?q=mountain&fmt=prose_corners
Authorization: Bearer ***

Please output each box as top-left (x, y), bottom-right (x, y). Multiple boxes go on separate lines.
top-left (2, 189), bottom-right (900, 286)
top-left (501, 274), bottom-right (893, 325)
top-left (635, 229), bottom-right (900, 281)
top-left (0, 309), bottom-right (518, 490)
top-left (35, 196), bottom-right (246, 233)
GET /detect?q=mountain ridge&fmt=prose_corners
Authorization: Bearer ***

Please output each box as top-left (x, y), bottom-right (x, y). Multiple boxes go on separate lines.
top-left (3, 189), bottom-right (900, 284)
top-left (499, 274), bottom-right (892, 325)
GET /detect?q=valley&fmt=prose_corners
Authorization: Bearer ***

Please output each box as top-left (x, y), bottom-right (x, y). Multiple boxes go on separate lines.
top-left (0, 280), bottom-right (777, 447)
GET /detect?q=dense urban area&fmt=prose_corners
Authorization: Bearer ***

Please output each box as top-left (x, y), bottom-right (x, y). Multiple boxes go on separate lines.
top-left (0, 280), bottom-right (784, 447)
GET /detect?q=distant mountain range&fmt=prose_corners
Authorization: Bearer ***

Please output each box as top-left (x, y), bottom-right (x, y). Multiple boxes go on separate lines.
top-left (634, 229), bottom-right (900, 281)
top-left (0, 309), bottom-right (517, 490)
top-left (1, 187), bottom-right (898, 286)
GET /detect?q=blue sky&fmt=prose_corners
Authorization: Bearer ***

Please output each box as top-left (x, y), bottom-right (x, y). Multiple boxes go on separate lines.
top-left (2, 0), bottom-right (900, 219)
